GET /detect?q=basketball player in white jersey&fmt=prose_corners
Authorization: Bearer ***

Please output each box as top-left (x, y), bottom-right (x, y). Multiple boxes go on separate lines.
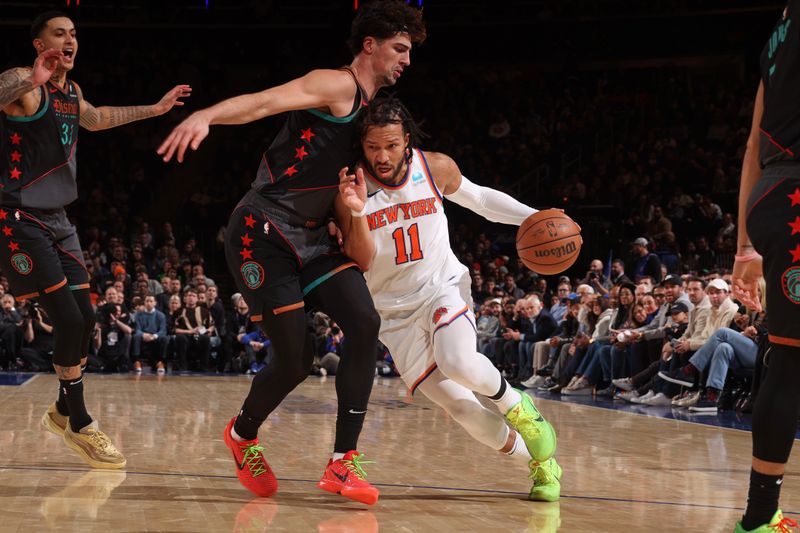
top-left (334, 96), bottom-right (561, 501)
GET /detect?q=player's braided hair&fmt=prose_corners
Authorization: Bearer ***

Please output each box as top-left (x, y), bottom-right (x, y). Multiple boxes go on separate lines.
top-left (356, 95), bottom-right (428, 162)
top-left (348, 0), bottom-right (426, 56)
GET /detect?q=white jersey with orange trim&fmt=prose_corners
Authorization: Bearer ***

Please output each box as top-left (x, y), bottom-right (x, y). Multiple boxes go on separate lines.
top-left (363, 148), bottom-right (468, 315)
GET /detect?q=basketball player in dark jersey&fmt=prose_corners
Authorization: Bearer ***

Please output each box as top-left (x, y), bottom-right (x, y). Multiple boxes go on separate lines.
top-left (732, 2), bottom-right (800, 531)
top-left (158, 1), bottom-right (425, 504)
top-left (0, 11), bottom-right (190, 469)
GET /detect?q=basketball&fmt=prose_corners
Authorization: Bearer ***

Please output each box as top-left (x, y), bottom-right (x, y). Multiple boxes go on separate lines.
top-left (516, 209), bottom-right (582, 275)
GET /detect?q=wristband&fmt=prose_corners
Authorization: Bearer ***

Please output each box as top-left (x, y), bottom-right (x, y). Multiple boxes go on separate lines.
top-left (351, 205), bottom-right (367, 218)
top-left (734, 252), bottom-right (761, 263)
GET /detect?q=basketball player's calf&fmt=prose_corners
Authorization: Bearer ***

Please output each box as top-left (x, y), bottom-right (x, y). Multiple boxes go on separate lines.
top-left (308, 268), bottom-right (381, 505)
top-left (433, 316), bottom-right (557, 462)
top-left (38, 286), bottom-right (125, 469)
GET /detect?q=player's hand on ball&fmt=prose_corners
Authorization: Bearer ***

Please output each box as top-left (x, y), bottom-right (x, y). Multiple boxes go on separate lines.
top-left (339, 167), bottom-right (367, 213)
top-left (157, 109), bottom-right (208, 163)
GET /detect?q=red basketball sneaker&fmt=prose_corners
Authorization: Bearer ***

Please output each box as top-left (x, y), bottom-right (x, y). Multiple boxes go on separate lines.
top-left (223, 417), bottom-right (278, 498)
top-left (317, 451), bottom-right (379, 505)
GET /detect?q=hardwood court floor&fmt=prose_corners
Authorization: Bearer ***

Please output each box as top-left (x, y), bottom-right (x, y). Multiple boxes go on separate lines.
top-left (1, 373), bottom-right (797, 532)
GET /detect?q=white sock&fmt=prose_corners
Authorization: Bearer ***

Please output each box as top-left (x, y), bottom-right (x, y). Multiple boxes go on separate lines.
top-left (230, 426), bottom-right (246, 443)
top-left (492, 384), bottom-right (522, 414)
top-left (332, 452), bottom-right (345, 461)
top-left (506, 431), bottom-right (532, 466)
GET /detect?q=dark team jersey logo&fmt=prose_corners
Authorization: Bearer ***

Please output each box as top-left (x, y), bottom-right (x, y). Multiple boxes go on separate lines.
top-left (10, 253), bottom-right (33, 276)
top-left (782, 266), bottom-right (800, 304)
top-left (432, 306), bottom-right (449, 324)
top-left (241, 261), bottom-right (265, 290)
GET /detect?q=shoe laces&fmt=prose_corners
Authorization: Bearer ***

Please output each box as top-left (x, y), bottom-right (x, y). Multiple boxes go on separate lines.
top-left (528, 459), bottom-right (556, 485)
top-left (342, 453), bottom-right (375, 480)
top-left (87, 429), bottom-right (117, 454)
top-left (772, 516), bottom-right (799, 532)
top-left (240, 443), bottom-right (268, 478)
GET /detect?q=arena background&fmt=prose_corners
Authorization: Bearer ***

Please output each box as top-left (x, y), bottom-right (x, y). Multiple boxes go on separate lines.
top-left (0, 1), bottom-right (783, 295)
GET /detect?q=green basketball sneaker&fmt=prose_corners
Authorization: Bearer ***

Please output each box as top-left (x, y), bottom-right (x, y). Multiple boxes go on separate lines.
top-left (734, 510), bottom-right (798, 532)
top-left (505, 389), bottom-right (557, 462)
top-left (529, 457), bottom-right (562, 502)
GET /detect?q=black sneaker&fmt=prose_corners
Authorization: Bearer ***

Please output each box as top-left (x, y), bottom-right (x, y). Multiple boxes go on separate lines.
top-left (538, 377), bottom-right (557, 391)
top-left (688, 394), bottom-right (718, 413)
top-left (657, 367), bottom-right (696, 388)
top-left (535, 366), bottom-right (554, 377)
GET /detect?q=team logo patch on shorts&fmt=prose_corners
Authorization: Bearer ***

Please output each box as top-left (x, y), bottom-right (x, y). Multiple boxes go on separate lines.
top-left (10, 252), bottom-right (33, 275)
top-left (782, 266), bottom-right (800, 304)
top-left (432, 306), bottom-right (449, 324)
top-left (240, 261), bottom-right (265, 290)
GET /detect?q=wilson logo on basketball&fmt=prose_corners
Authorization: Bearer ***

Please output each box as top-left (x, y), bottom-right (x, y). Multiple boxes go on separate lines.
top-left (432, 306), bottom-right (448, 324)
top-left (534, 241), bottom-right (578, 259)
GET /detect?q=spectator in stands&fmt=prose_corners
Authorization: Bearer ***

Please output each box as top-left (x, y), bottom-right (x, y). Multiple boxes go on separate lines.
top-left (0, 294), bottom-right (23, 369)
top-left (506, 295), bottom-right (557, 384)
top-left (131, 294), bottom-right (169, 374)
top-left (192, 264), bottom-right (215, 287)
top-left (649, 205), bottom-right (674, 244)
top-left (156, 275), bottom-right (172, 313)
top-left (229, 295), bottom-right (256, 373)
top-left (136, 266), bottom-right (162, 296)
top-left (609, 258), bottom-right (632, 287)
top-left (549, 282), bottom-right (572, 324)
top-left (240, 323), bottom-right (271, 374)
top-left (94, 287), bottom-right (133, 372)
top-left (476, 297), bottom-right (502, 355)
top-left (628, 237), bottom-right (663, 284)
top-left (502, 273), bottom-right (525, 300)
top-left (20, 304), bottom-right (53, 372)
top-left (173, 288), bottom-right (215, 371)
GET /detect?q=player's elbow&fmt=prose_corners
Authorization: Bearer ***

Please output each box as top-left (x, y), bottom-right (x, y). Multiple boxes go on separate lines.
top-left (344, 242), bottom-right (375, 272)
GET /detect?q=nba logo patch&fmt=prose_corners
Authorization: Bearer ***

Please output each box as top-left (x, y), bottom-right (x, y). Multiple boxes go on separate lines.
top-left (432, 306), bottom-right (449, 324)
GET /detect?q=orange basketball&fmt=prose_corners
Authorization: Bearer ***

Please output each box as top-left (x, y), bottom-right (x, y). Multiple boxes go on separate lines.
top-left (516, 209), bottom-right (582, 275)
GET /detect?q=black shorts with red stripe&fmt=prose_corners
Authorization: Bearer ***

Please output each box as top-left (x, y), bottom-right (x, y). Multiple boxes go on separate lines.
top-left (0, 206), bottom-right (89, 300)
top-left (747, 164), bottom-right (800, 347)
top-left (224, 190), bottom-right (357, 320)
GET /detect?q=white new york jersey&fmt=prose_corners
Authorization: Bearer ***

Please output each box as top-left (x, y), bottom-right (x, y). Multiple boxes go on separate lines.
top-left (363, 149), bottom-right (468, 315)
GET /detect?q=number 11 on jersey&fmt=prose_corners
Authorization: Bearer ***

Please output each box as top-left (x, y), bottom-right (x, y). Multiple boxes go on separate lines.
top-left (392, 223), bottom-right (423, 265)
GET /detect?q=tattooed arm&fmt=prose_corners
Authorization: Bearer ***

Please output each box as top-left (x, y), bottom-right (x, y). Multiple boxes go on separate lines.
top-left (75, 83), bottom-right (191, 131)
top-left (0, 50), bottom-right (64, 113)
top-left (0, 68), bottom-right (35, 110)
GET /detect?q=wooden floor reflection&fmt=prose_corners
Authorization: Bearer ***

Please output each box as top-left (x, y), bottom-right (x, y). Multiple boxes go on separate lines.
top-left (0, 373), bottom-right (797, 532)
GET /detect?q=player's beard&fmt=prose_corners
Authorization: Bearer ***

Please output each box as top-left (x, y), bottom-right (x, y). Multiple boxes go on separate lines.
top-left (365, 158), bottom-right (406, 184)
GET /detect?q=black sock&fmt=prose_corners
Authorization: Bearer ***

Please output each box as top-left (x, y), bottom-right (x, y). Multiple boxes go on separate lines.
top-left (742, 469), bottom-right (783, 530)
top-left (334, 405), bottom-right (367, 453)
top-left (55, 382), bottom-right (69, 416)
top-left (60, 377), bottom-right (92, 432)
top-left (488, 378), bottom-right (508, 401)
top-left (233, 406), bottom-right (262, 441)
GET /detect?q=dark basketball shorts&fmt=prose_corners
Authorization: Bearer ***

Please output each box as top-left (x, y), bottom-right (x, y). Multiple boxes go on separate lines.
top-left (0, 207), bottom-right (89, 300)
top-left (747, 167), bottom-right (800, 347)
top-left (224, 200), bottom-right (357, 321)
